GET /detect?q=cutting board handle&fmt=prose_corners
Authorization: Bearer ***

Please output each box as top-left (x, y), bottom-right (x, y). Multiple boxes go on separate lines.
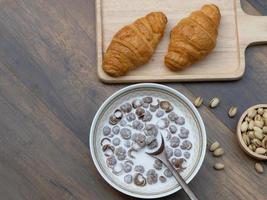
top-left (240, 15), bottom-right (267, 46)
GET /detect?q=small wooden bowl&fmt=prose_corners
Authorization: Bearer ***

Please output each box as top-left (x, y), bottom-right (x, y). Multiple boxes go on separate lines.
top-left (237, 104), bottom-right (267, 160)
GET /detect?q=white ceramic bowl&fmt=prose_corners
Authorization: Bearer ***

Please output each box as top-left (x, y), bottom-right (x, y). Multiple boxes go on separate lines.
top-left (89, 83), bottom-right (206, 198)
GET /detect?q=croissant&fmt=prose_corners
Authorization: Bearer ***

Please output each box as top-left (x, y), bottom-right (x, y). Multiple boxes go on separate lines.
top-left (165, 4), bottom-right (221, 70)
top-left (103, 12), bottom-right (167, 77)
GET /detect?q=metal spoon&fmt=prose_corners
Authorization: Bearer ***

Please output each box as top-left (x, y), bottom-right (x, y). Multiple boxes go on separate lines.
top-left (146, 134), bottom-right (198, 200)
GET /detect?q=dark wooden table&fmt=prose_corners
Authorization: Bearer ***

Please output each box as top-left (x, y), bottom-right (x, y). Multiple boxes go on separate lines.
top-left (0, 0), bottom-right (267, 199)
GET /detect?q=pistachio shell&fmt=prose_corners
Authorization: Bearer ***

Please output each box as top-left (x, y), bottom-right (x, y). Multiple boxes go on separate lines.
top-left (248, 109), bottom-right (257, 118)
top-left (255, 163), bottom-right (264, 174)
top-left (262, 136), bottom-right (267, 149)
top-left (245, 117), bottom-right (251, 122)
top-left (255, 147), bottom-right (267, 155)
top-left (209, 141), bottom-right (220, 152)
top-left (262, 126), bottom-right (267, 134)
top-left (263, 112), bottom-right (267, 119)
top-left (209, 97), bottom-right (220, 108)
top-left (248, 131), bottom-right (255, 139)
top-left (252, 138), bottom-right (262, 147)
top-left (251, 144), bottom-right (257, 151)
top-left (254, 120), bottom-right (264, 128)
top-left (214, 163), bottom-right (225, 170)
top-left (248, 121), bottom-right (254, 131)
top-left (254, 128), bottom-right (264, 140)
top-left (241, 121), bottom-right (248, 132)
top-left (257, 108), bottom-right (264, 115)
top-left (228, 106), bottom-right (238, 118)
top-left (194, 97), bottom-right (203, 108)
top-left (254, 114), bottom-right (262, 122)
top-left (242, 134), bottom-right (250, 146)
top-left (213, 148), bottom-right (224, 157)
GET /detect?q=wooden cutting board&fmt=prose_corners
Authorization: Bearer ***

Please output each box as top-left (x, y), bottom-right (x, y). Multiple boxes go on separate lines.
top-left (96, 0), bottom-right (267, 83)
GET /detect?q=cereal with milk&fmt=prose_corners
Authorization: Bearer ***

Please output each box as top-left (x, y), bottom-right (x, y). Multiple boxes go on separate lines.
top-left (100, 96), bottom-right (193, 187)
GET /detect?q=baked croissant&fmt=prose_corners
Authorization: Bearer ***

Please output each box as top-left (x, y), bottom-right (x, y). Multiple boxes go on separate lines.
top-left (103, 12), bottom-right (167, 77)
top-left (165, 4), bottom-right (221, 70)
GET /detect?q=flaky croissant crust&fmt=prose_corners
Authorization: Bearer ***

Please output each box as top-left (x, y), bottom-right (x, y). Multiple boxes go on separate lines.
top-left (165, 4), bottom-right (221, 70)
top-left (103, 12), bottom-right (167, 77)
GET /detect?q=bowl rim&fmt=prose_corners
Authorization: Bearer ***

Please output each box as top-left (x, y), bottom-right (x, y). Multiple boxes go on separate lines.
top-left (89, 83), bottom-right (207, 199)
top-left (237, 104), bottom-right (267, 160)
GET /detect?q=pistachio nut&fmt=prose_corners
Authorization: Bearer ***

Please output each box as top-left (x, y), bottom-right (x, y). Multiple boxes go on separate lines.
top-left (241, 121), bottom-right (248, 132)
top-left (254, 114), bottom-right (262, 122)
top-left (251, 138), bottom-right (262, 147)
top-left (251, 144), bottom-right (257, 151)
top-left (255, 163), bottom-right (264, 174)
top-left (257, 108), bottom-right (264, 115)
top-left (254, 120), bottom-right (264, 128)
top-left (263, 112), bottom-right (267, 120)
top-left (248, 109), bottom-right (257, 118)
top-left (214, 163), bottom-right (225, 170)
top-left (194, 97), bottom-right (203, 108)
top-left (254, 128), bottom-right (264, 140)
top-left (209, 141), bottom-right (220, 152)
top-left (245, 117), bottom-right (251, 122)
top-left (213, 148), bottom-right (224, 157)
top-left (262, 126), bottom-right (267, 134)
top-left (228, 106), bottom-right (238, 118)
top-left (262, 136), bottom-right (267, 149)
top-left (209, 97), bottom-right (220, 108)
top-left (255, 147), bottom-right (267, 155)
top-left (248, 131), bottom-right (255, 139)
top-left (248, 121), bottom-right (254, 131)
top-left (242, 134), bottom-right (250, 146)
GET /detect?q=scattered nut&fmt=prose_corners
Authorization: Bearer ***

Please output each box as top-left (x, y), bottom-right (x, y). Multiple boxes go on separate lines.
top-left (209, 97), bottom-right (220, 108)
top-left (209, 141), bottom-right (220, 152)
top-left (255, 163), bottom-right (264, 174)
top-left (194, 97), bottom-right (203, 108)
top-left (213, 148), bottom-right (224, 157)
top-left (214, 163), bottom-right (225, 170)
top-left (228, 106), bottom-right (238, 118)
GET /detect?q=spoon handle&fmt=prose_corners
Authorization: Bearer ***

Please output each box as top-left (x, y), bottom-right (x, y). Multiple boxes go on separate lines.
top-left (163, 159), bottom-right (198, 200)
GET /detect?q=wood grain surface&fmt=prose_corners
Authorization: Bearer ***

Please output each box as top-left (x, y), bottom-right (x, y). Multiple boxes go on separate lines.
top-left (0, 0), bottom-right (266, 199)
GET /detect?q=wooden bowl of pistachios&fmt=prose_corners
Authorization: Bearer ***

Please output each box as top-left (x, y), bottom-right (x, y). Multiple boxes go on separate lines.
top-left (237, 104), bottom-right (267, 160)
